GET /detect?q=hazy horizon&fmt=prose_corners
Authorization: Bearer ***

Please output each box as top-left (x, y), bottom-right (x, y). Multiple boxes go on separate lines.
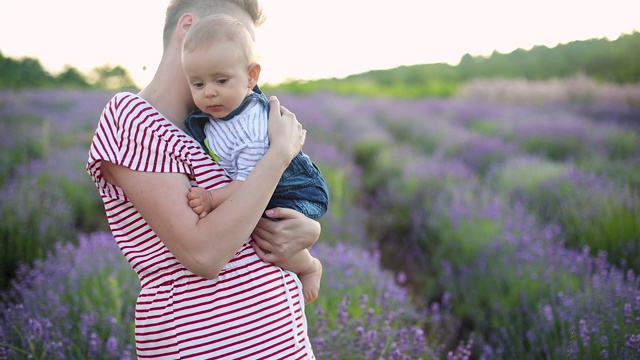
top-left (1, 0), bottom-right (638, 87)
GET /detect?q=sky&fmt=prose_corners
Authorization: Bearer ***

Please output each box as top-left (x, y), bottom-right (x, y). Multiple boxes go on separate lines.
top-left (1, 1), bottom-right (638, 87)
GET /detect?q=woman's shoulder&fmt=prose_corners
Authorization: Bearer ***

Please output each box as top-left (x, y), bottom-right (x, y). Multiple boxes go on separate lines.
top-left (101, 92), bottom-right (180, 136)
top-left (105, 92), bottom-right (152, 118)
top-left (92, 92), bottom-right (202, 172)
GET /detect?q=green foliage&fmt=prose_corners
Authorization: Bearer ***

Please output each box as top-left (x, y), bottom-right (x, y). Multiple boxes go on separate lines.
top-left (385, 121), bottom-right (438, 155)
top-left (270, 72), bottom-right (459, 98)
top-left (488, 157), bottom-right (572, 197)
top-left (465, 118), bottom-right (511, 139)
top-left (0, 53), bottom-right (54, 88)
top-left (318, 166), bottom-right (353, 219)
top-left (0, 114), bottom-right (48, 185)
top-left (88, 65), bottom-right (137, 90)
top-left (604, 128), bottom-right (637, 160)
top-left (519, 133), bottom-right (590, 162)
top-left (436, 216), bottom-right (503, 265)
top-left (56, 66), bottom-right (89, 88)
top-left (269, 31), bottom-right (640, 98)
top-left (4, 31), bottom-right (640, 95)
top-left (458, 32), bottom-right (640, 84)
top-left (351, 138), bottom-right (399, 195)
top-left (55, 174), bottom-right (109, 232)
top-left (0, 51), bottom-right (137, 89)
top-left (578, 156), bottom-right (640, 190)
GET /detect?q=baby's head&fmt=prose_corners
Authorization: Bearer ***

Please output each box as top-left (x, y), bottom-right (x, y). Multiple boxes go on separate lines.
top-left (182, 14), bottom-right (261, 118)
top-left (184, 13), bottom-right (258, 66)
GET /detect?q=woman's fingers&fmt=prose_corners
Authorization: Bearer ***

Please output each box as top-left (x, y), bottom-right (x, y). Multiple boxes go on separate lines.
top-left (269, 95), bottom-right (280, 108)
top-left (267, 96), bottom-right (305, 159)
top-left (251, 241), bottom-right (279, 263)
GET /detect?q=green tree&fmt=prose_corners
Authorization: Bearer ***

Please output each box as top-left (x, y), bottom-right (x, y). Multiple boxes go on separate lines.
top-left (56, 65), bottom-right (89, 88)
top-left (0, 51), bottom-right (54, 88)
top-left (89, 65), bottom-right (137, 89)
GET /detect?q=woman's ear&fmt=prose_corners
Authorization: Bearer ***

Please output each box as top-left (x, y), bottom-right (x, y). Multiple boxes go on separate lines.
top-left (177, 13), bottom-right (195, 41)
top-left (248, 63), bottom-right (261, 88)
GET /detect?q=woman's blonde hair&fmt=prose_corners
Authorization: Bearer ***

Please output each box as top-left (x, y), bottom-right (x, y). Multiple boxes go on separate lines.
top-left (163, 0), bottom-right (264, 48)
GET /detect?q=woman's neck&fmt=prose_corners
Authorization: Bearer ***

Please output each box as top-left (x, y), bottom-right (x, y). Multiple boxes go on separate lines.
top-left (139, 61), bottom-right (194, 131)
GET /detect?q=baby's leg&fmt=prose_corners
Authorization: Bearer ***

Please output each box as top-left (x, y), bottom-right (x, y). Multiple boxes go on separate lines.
top-left (275, 249), bottom-right (322, 304)
top-left (297, 256), bottom-right (322, 304)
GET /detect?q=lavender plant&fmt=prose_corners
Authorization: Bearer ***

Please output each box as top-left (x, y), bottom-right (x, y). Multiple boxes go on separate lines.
top-left (0, 163), bottom-right (77, 289)
top-left (514, 118), bottom-right (591, 162)
top-left (375, 157), bottom-right (640, 358)
top-left (3, 82), bottom-right (640, 360)
top-left (0, 111), bottom-right (47, 185)
top-left (309, 241), bottom-right (469, 359)
top-left (603, 128), bottom-right (637, 161)
top-left (0, 232), bottom-right (138, 359)
top-left (0, 232), bottom-right (466, 359)
top-left (487, 156), bottom-right (571, 197)
top-left (524, 169), bottom-right (640, 271)
top-left (489, 158), bottom-right (640, 271)
top-left (351, 112), bottom-right (639, 358)
top-left (0, 89), bottom-right (112, 288)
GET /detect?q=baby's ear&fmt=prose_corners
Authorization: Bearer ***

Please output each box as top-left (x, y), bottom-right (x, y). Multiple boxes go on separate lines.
top-left (248, 63), bottom-right (261, 87)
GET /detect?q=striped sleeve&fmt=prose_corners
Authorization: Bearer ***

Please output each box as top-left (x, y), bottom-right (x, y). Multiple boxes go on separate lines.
top-left (87, 92), bottom-right (191, 200)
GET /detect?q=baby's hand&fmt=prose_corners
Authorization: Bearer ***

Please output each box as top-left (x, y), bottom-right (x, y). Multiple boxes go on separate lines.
top-left (187, 187), bottom-right (212, 218)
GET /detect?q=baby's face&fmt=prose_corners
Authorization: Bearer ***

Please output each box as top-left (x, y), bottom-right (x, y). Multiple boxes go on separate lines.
top-left (183, 40), bottom-right (251, 118)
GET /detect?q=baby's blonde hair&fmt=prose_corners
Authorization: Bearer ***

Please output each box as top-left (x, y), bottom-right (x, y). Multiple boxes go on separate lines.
top-left (182, 13), bottom-right (257, 66)
top-left (163, 0), bottom-right (264, 48)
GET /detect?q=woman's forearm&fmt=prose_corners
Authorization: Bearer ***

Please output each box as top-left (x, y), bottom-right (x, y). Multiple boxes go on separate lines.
top-left (207, 180), bottom-right (243, 209)
top-left (102, 150), bottom-right (290, 279)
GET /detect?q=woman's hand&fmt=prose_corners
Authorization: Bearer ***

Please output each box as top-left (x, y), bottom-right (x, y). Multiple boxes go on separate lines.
top-left (251, 207), bottom-right (321, 263)
top-left (267, 96), bottom-right (306, 163)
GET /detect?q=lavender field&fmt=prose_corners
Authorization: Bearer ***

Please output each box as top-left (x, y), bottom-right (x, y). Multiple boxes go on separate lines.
top-left (1, 76), bottom-right (639, 359)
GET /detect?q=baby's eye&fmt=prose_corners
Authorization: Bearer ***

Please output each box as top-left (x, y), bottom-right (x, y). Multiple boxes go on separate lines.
top-left (193, 82), bottom-right (205, 89)
top-left (216, 78), bottom-right (229, 85)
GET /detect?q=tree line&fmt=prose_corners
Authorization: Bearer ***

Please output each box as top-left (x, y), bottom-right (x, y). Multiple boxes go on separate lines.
top-left (1, 30), bottom-right (638, 95)
top-left (0, 51), bottom-right (137, 90)
top-left (271, 31), bottom-right (640, 97)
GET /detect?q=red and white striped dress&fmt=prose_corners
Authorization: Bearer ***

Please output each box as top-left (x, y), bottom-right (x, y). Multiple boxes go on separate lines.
top-left (87, 92), bottom-right (315, 359)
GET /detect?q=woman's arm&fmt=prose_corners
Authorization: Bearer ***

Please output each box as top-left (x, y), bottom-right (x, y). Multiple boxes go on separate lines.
top-left (187, 180), bottom-right (243, 218)
top-left (102, 97), bottom-right (305, 279)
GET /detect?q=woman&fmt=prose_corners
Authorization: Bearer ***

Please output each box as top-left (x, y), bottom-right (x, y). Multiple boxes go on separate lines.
top-left (86, 1), bottom-right (319, 358)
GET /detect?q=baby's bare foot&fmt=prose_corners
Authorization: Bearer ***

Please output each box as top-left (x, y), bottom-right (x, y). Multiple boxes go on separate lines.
top-left (299, 258), bottom-right (322, 305)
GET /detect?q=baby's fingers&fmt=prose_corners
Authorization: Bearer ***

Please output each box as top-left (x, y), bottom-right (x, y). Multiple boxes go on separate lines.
top-left (187, 188), bottom-right (200, 200)
top-left (188, 198), bottom-right (203, 208)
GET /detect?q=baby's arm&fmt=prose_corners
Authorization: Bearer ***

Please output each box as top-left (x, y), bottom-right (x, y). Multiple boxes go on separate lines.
top-left (188, 181), bottom-right (243, 218)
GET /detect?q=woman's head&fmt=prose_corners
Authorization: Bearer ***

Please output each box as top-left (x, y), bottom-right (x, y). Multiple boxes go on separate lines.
top-left (163, 0), bottom-right (265, 49)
